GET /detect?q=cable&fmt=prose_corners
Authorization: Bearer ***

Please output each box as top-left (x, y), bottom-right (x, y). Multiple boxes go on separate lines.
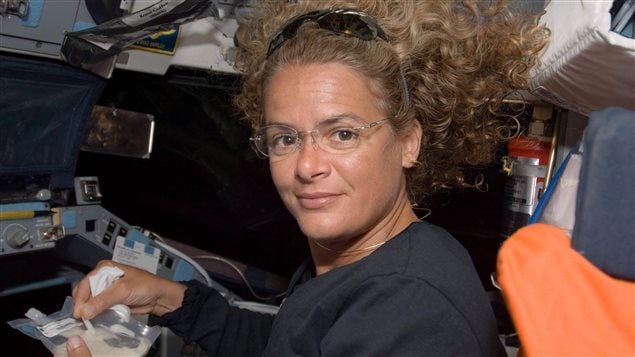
top-left (231, 300), bottom-right (280, 315)
top-left (133, 226), bottom-right (215, 289)
top-left (152, 239), bottom-right (214, 288)
top-left (134, 226), bottom-right (284, 302)
top-left (192, 255), bottom-right (286, 302)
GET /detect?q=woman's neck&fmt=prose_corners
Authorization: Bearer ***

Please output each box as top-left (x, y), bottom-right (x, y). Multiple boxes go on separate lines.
top-left (309, 195), bottom-right (419, 275)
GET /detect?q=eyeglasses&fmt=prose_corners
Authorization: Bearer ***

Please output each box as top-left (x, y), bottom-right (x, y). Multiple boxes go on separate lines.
top-left (267, 8), bottom-right (389, 58)
top-left (250, 118), bottom-right (389, 161)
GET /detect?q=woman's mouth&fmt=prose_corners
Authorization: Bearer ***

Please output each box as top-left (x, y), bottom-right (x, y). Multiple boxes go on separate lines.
top-left (297, 192), bottom-right (339, 209)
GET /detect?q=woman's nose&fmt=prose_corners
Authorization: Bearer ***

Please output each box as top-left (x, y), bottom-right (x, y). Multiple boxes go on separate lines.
top-left (294, 133), bottom-right (329, 181)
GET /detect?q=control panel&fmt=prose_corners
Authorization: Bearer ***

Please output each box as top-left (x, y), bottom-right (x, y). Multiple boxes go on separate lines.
top-left (56, 204), bottom-right (204, 283)
top-left (0, 202), bottom-right (60, 256)
top-left (0, 0), bottom-right (94, 58)
top-left (0, 201), bottom-right (203, 284)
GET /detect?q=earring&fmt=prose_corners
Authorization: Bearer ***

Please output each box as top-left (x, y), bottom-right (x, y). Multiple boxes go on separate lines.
top-left (410, 160), bottom-right (422, 168)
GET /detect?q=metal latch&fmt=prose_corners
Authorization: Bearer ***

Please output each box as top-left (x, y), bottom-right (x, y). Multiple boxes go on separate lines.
top-left (0, 0), bottom-right (29, 18)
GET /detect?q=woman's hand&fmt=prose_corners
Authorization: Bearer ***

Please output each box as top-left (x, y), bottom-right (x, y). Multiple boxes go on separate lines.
top-left (72, 260), bottom-right (187, 320)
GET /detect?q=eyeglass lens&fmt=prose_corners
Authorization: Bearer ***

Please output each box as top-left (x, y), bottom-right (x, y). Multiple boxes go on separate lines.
top-left (252, 119), bottom-right (386, 159)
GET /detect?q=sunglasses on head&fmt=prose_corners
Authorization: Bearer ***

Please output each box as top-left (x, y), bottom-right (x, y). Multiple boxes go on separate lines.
top-left (266, 8), bottom-right (410, 106)
top-left (267, 8), bottom-right (390, 58)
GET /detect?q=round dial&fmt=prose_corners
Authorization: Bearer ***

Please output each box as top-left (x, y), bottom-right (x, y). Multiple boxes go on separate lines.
top-left (3, 224), bottom-right (30, 249)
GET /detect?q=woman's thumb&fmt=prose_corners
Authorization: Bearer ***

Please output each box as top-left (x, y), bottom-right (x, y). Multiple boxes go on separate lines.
top-left (66, 336), bottom-right (92, 357)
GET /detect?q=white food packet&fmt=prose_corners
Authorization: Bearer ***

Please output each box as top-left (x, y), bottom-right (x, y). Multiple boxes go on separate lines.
top-left (8, 296), bottom-right (161, 356)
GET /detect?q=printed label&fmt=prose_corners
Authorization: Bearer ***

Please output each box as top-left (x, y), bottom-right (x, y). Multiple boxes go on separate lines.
top-left (37, 318), bottom-right (83, 338)
top-left (130, 26), bottom-right (180, 55)
top-left (503, 156), bottom-right (546, 215)
top-left (503, 176), bottom-right (541, 214)
top-left (121, 0), bottom-right (186, 27)
top-left (112, 236), bottom-right (160, 274)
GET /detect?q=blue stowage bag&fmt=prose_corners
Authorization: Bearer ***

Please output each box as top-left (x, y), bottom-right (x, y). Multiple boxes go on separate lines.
top-left (572, 107), bottom-right (635, 281)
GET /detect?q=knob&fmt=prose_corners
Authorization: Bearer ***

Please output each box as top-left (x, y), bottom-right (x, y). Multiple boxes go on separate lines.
top-left (5, 224), bottom-right (30, 249)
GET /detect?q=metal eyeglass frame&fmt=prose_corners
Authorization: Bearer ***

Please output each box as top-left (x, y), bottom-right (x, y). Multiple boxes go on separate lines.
top-left (249, 118), bottom-right (389, 160)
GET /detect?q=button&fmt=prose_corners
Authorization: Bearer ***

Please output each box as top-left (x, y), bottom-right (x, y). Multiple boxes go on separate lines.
top-left (102, 233), bottom-right (112, 246)
top-left (107, 221), bottom-right (116, 233)
top-left (165, 257), bottom-right (174, 269)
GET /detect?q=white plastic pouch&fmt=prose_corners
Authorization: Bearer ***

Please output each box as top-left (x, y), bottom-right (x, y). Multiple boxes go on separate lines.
top-left (7, 296), bottom-right (161, 356)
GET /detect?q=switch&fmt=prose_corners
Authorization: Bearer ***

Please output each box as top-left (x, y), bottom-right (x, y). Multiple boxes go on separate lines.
top-left (102, 233), bottom-right (112, 246)
top-left (107, 220), bottom-right (116, 233)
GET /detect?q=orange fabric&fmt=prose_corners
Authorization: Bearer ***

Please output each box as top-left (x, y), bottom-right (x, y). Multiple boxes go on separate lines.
top-left (497, 223), bottom-right (635, 356)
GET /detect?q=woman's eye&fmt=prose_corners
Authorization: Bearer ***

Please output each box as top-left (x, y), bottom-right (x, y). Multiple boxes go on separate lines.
top-left (272, 134), bottom-right (297, 147)
top-left (330, 128), bottom-right (359, 142)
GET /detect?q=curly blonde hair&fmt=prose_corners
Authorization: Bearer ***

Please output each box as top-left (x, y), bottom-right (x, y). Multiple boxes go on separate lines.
top-left (233, 0), bottom-right (548, 201)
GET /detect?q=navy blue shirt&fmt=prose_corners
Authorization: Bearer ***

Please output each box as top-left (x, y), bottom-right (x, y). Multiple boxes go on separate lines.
top-left (158, 221), bottom-right (504, 356)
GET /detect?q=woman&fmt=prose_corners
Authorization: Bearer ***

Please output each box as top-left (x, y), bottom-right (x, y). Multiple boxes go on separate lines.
top-left (67, 1), bottom-right (547, 356)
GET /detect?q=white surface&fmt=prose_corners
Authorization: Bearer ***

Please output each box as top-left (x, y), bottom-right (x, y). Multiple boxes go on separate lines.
top-left (530, 0), bottom-right (635, 115)
top-left (540, 153), bottom-right (582, 236)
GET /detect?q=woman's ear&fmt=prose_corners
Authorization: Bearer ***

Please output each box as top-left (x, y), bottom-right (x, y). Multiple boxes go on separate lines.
top-left (401, 120), bottom-right (422, 168)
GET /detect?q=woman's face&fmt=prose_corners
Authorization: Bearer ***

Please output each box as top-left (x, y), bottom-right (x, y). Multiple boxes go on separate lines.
top-left (263, 62), bottom-right (417, 245)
